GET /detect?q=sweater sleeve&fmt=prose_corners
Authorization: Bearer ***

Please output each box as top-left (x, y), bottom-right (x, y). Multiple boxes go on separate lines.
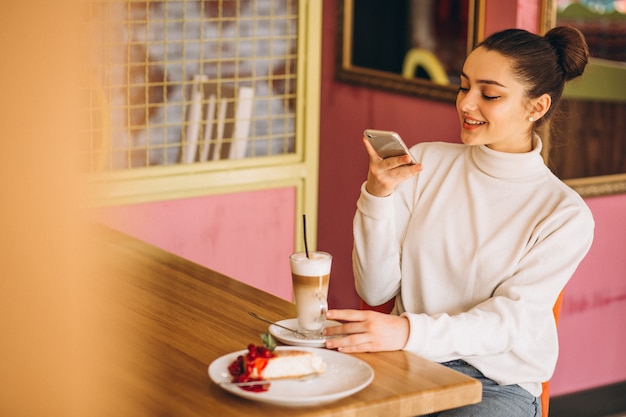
top-left (352, 181), bottom-right (412, 306)
top-left (401, 198), bottom-right (594, 364)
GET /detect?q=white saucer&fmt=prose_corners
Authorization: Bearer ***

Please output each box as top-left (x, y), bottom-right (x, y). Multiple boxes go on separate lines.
top-left (209, 346), bottom-right (374, 406)
top-left (269, 318), bottom-right (341, 348)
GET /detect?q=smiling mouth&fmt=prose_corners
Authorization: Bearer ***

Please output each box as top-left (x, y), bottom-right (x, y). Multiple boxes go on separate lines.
top-left (464, 118), bottom-right (485, 126)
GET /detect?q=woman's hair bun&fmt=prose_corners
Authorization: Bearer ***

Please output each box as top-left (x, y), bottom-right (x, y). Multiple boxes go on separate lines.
top-left (544, 26), bottom-right (590, 81)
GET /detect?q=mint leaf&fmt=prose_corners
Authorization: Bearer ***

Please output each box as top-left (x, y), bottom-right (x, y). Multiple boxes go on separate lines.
top-left (260, 333), bottom-right (277, 352)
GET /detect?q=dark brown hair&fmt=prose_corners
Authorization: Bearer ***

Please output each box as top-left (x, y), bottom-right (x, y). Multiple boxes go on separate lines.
top-left (477, 26), bottom-right (589, 124)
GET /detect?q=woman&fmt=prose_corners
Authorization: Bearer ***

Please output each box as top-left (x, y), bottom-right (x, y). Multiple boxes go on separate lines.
top-left (323, 27), bottom-right (594, 416)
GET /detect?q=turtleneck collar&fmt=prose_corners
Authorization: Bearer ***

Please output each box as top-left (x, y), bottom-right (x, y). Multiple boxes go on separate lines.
top-left (470, 135), bottom-right (547, 180)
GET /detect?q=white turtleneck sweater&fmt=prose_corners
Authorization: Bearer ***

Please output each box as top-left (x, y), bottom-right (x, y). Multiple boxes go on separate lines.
top-left (353, 137), bottom-right (594, 396)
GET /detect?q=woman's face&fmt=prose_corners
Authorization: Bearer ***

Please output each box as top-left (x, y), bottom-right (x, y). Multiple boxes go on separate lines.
top-left (456, 47), bottom-right (534, 153)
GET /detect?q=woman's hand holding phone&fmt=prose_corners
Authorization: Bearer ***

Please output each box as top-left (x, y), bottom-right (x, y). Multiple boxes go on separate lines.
top-left (363, 135), bottom-right (423, 197)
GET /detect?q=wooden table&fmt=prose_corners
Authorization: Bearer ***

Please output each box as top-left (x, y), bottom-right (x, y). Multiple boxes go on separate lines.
top-left (90, 226), bottom-right (481, 416)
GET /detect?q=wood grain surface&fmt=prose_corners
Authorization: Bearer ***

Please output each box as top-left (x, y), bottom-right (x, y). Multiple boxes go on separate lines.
top-left (89, 226), bottom-right (481, 416)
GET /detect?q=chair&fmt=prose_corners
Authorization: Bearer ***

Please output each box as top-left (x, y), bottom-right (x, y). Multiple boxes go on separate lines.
top-left (361, 291), bottom-right (566, 417)
top-left (542, 290), bottom-right (565, 417)
top-left (401, 48), bottom-right (450, 85)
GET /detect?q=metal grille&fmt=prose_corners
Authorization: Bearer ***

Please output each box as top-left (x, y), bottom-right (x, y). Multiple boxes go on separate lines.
top-left (83, 0), bottom-right (298, 171)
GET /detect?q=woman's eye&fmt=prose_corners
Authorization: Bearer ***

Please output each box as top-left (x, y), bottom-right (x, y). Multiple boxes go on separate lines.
top-left (457, 86), bottom-right (500, 100)
top-left (482, 93), bottom-right (500, 101)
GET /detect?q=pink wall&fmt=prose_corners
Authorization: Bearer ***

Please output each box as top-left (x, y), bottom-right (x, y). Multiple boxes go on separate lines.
top-left (550, 194), bottom-right (626, 394)
top-left (318, 0), bottom-right (626, 396)
top-left (95, 187), bottom-right (296, 301)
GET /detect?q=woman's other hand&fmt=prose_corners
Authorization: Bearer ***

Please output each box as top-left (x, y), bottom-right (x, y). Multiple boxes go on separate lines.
top-left (363, 136), bottom-right (423, 197)
top-left (323, 309), bottom-right (410, 353)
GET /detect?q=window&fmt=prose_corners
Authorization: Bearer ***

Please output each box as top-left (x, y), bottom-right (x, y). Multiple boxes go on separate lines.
top-left (81, 0), bottom-right (322, 233)
top-left (84, 0), bottom-right (300, 171)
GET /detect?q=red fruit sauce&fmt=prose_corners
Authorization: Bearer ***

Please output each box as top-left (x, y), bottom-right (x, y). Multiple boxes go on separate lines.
top-left (227, 343), bottom-right (274, 392)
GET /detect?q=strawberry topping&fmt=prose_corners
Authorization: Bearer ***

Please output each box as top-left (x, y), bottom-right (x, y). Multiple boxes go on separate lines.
top-left (227, 343), bottom-right (274, 392)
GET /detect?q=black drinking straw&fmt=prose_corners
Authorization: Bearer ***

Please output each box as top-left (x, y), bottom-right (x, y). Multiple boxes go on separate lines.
top-left (302, 214), bottom-right (310, 259)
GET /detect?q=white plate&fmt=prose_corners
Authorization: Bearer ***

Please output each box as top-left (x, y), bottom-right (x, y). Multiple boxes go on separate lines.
top-left (208, 346), bottom-right (374, 406)
top-left (269, 318), bottom-right (342, 348)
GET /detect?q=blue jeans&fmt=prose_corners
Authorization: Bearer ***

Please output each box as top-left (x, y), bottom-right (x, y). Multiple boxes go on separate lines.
top-left (422, 360), bottom-right (541, 417)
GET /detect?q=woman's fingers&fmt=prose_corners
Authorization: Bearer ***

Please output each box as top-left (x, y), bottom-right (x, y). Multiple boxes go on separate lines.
top-left (362, 135), bottom-right (381, 161)
top-left (322, 309), bottom-right (410, 352)
top-left (362, 136), bottom-right (423, 197)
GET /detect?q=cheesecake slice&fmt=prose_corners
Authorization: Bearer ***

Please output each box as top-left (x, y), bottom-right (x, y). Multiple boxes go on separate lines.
top-left (228, 343), bottom-right (325, 390)
top-left (250, 349), bottom-right (325, 380)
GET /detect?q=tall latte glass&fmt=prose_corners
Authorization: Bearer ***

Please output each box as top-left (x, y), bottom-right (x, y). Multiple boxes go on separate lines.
top-left (289, 251), bottom-right (332, 338)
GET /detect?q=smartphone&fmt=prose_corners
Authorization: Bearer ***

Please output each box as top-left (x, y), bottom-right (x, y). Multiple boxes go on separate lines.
top-left (363, 129), bottom-right (418, 165)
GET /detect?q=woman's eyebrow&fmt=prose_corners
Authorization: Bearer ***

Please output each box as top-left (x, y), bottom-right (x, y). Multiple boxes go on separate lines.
top-left (460, 71), bottom-right (507, 88)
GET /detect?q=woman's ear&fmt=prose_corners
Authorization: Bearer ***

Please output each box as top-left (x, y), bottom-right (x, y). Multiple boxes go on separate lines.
top-left (530, 93), bottom-right (552, 121)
